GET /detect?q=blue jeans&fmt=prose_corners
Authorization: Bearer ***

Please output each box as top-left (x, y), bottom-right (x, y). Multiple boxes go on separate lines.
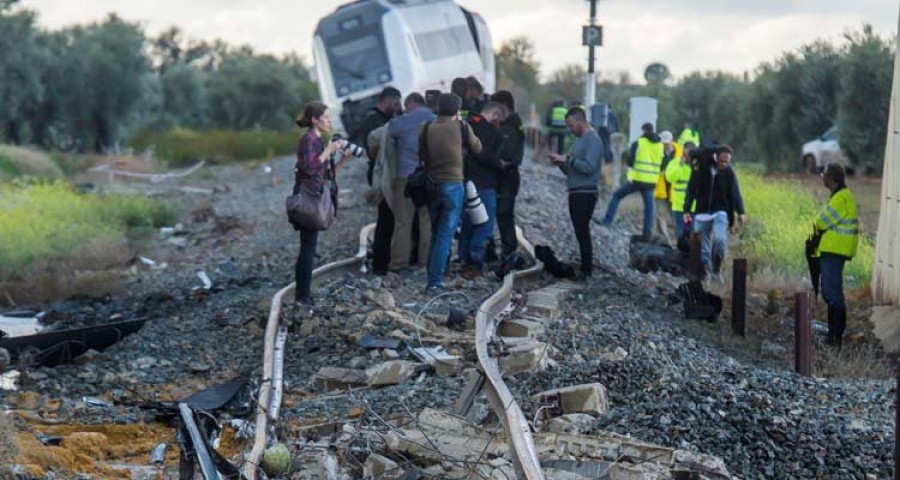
top-left (819, 253), bottom-right (846, 310)
top-left (694, 212), bottom-right (728, 272)
top-left (672, 211), bottom-right (686, 241)
top-left (458, 188), bottom-right (497, 268)
top-left (427, 181), bottom-right (464, 288)
top-left (602, 182), bottom-right (654, 236)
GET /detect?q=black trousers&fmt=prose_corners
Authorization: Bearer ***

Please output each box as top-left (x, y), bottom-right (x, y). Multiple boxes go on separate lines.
top-left (568, 192), bottom-right (598, 275)
top-left (372, 199), bottom-right (394, 274)
top-left (295, 226), bottom-right (319, 303)
top-left (496, 168), bottom-right (521, 256)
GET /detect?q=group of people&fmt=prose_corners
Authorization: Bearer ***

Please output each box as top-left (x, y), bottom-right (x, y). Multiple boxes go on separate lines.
top-left (291, 77), bottom-right (526, 298)
top-left (599, 122), bottom-right (746, 282)
top-left (290, 90), bottom-right (858, 347)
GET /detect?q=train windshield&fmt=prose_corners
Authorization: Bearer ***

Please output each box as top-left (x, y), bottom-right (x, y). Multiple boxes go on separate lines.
top-left (324, 24), bottom-right (391, 98)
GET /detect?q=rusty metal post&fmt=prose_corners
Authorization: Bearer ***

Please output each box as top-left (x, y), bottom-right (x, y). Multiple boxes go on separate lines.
top-left (732, 259), bottom-right (747, 337)
top-left (689, 231), bottom-right (704, 280)
top-left (794, 292), bottom-right (811, 376)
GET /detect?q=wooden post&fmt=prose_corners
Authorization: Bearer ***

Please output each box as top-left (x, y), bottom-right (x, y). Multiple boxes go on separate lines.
top-left (732, 259), bottom-right (747, 337)
top-left (794, 292), bottom-right (811, 376)
top-left (689, 231), bottom-right (704, 281)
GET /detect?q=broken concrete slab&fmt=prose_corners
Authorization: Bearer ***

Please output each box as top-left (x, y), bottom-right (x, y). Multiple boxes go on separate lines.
top-left (525, 282), bottom-right (581, 319)
top-left (542, 413), bottom-right (596, 435)
top-left (311, 367), bottom-right (367, 391)
top-left (365, 360), bottom-right (418, 386)
top-left (498, 319), bottom-right (545, 337)
top-left (363, 453), bottom-right (401, 479)
top-left (410, 346), bottom-right (460, 375)
top-left (531, 383), bottom-right (610, 417)
top-left (497, 340), bottom-right (552, 374)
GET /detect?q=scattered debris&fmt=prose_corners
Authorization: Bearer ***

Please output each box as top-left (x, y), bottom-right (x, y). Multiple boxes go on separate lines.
top-left (197, 271), bottom-right (213, 290)
top-left (261, 443), bottom-right (292, 477)
top-left (530, 383), bottom-right (610, 418)
top-left (358, 333), bottom-right (402, 350)
top-left (149, 442), bottom-right (167, 464)
top-left (365, 360), bottom-right (418, 386)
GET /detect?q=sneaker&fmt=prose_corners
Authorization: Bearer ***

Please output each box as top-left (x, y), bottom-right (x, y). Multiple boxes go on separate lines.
top-left (425, 285), bottom-right (444, 294)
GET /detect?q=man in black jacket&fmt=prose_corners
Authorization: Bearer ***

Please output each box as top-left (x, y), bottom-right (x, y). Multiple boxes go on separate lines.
top-left (459, 102), bottom-right (506, 276)
top-left (350, 86), bottom-right (401, 275)
top-left (683, 144), bottom-right (747, 281)
top-left (491, 90), bottom-right (524, 259)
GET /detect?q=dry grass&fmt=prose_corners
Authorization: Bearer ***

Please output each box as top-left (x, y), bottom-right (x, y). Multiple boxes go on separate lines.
top-left (0, 237), bottom-right (133, 306)
top-left (0, 145), bottom-right (64, 182)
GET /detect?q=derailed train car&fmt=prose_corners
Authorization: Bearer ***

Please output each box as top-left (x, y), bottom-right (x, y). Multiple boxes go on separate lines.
top-left (313, 0), bottom-right (495, 133)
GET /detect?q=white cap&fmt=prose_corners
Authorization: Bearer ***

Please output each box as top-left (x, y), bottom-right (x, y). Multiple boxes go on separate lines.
top-left (660, 131), bottom-right (673, 143)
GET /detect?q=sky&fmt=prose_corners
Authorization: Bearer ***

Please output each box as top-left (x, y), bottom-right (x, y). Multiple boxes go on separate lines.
top-left (21, 0), bottom-right (900, 81)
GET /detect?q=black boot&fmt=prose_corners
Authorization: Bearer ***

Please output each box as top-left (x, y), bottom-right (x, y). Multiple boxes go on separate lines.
top-left (833, 308), bottom-right (846, 349)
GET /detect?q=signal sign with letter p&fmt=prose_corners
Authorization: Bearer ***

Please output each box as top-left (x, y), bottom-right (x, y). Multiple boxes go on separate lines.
top-left (582, 25), bottom-right (603, 46)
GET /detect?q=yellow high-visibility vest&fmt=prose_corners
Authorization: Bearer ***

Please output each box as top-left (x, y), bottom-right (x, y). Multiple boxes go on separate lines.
top-left (814, 187), bottom-right (859, 259)
top-left (655, 143), bottom-right (682, 200)
top-left (665, 156), bottom-right (692, 213)
top-left (550, 107), bottom-right (568, 131)
top-left (629, 137), bottom-right (664, 185)
top-left (677, 128), bottom-right (700, 147)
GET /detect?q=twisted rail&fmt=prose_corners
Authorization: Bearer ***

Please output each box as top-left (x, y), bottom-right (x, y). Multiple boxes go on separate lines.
top-left (475, 227), bottom-right (545, 479)
top-left (244, 224), bottom-right (374, 479)
top-left (244, 223), bottom-right (545, 479)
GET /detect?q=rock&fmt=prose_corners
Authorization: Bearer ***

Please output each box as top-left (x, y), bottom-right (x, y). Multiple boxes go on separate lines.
top-left (761, 340), bottom-right (787, 356)
top-left (383, 349), bottom-right (400, 360)
top-left (531, 383), bottom-right (610, 417)
top-left (543, 413), bottom-right (597, 435)
top-left (132, 356), bottom-right (157, 369)
top-left (311, 367), bottom-right (367, 391)
top-left (363, 289), bottom-right (396, 309)
top-left (366, 360), bottom-right (418, 386)
top-left (363, 454), bottom-right (400, 479)
top-left (261, 443), bottom-right (292, 477)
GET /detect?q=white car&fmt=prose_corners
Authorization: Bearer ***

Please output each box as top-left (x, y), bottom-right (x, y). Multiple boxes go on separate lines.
top-left (801, 126), bottom-right (853, 174)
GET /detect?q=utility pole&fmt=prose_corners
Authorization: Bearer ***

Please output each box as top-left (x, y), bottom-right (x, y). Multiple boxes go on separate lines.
top-left (583, 0), bottom-right (602, 122)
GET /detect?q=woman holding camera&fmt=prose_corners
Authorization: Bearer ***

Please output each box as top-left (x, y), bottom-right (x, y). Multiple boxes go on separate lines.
top-left (293, 101), bottom-right (352, 307)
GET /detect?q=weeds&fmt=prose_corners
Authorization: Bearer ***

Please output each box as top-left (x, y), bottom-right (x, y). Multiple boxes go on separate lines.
top-left (0, 145), bottom-right (64, 182)
top-left (737, 169), bottom-right (874, 288)
top-left (129, 128), bottom-right (297, 166)
top-left (0, 182), bottom-right (175, 279)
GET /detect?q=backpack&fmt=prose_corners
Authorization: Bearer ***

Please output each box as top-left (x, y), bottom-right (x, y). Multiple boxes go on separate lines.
top-left (404, 120), bottom-right (469, 207)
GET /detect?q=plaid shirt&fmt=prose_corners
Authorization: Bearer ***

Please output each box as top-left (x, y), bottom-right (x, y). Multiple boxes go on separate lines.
top-left (295, 130), bottom-right (328, 192)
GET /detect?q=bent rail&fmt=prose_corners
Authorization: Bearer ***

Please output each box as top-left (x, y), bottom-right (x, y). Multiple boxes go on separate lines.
top-left (244, 224), bottom-right (374, 480)
top-left (244, 223), bottom-right (545, 479)
top-left (476, 227), bottom-right (546, 480)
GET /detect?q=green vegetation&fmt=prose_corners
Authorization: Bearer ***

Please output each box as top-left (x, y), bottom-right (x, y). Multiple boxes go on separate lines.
top-left (0, 3), bottom-right (316, 153)
top-left (738, 170), bottom-right (874, 287)
top-left (0, 144), bottom-right (64, 181)
top-left (497, 29), bottom-right (892, 174)
top-left (0, 181), bottom-right (175, 278)
top-left (129, 128), bottom-right (297, 165)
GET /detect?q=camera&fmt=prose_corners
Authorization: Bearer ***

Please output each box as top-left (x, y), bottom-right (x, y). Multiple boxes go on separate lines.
top-left (331, 134), bottom-right (365, 158)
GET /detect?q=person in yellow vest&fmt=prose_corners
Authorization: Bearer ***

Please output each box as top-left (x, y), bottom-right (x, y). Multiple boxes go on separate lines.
top-left (677, 121), bottom-right (700, 147)
top-left (545, 100), bottom-right (569, 155)
top-left (653, 131), bottom-right (681, 244)
top-left (665, 141), bottom-right (695, 245)
top-left (814, 163), bottom-right (859, 348)
top-left (601, 122), bottom-right (663, 237)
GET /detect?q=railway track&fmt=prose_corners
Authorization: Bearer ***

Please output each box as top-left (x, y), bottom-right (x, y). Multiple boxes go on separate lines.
top-left (244, 223), bottom-right (547, 480)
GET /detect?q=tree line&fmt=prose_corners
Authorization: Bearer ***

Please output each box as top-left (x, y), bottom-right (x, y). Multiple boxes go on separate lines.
top-left (0, 0), bottom-right (317, 153)
top-left (496, 28), bottom-right (893, 174)
top-left (1, 0), bottom-right (893, 173)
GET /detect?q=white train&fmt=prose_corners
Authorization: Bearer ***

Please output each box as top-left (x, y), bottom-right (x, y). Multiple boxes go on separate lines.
top-left (313, 0), bottom-right (495, 133)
